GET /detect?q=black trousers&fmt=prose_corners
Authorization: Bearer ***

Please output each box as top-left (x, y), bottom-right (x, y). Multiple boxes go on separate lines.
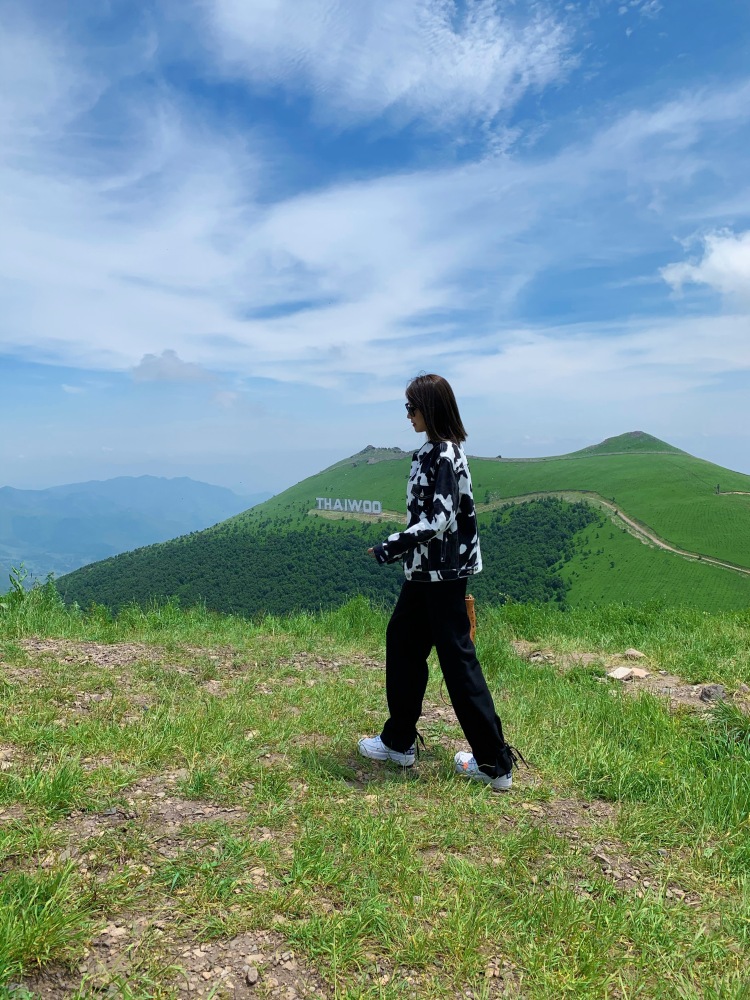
top-left (380, 578), bottom-right (508, 776)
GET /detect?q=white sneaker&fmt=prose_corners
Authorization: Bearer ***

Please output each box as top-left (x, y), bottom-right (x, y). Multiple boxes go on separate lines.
top-left (358, 735), bottom-right (415, 767)
top-left (455, 751), bottom-right (512, 792)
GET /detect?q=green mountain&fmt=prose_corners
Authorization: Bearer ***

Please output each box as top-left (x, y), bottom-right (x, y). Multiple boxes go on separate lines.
top-left (565, 430), bottom-right (687, 458)
top-left (57, 434), bottom-right (750, 615)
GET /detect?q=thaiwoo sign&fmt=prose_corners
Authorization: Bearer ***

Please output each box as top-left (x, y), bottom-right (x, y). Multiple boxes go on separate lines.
top-left (316, 497), bottom-right (383, 514)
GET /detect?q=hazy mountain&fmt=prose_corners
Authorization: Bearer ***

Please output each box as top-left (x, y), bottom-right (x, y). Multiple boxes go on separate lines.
top-left (0, 476), bottom-right (271, 587)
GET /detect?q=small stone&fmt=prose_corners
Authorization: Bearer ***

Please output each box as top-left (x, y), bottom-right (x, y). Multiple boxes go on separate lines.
top-left (245, 966), bottom-right (260, 986)
top-left (700, 684), bottom-right (727, 703)
top-left (630, 667), bottom-right (650, 679)
top-left (623, 648), bottom-right (646, 659)
top-left (608, 666), bottom-right (633, 681)
top-left (736, 683), bottom-right (750, 694)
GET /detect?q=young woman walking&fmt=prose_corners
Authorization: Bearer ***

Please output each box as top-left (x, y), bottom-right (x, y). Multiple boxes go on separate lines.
top-left (359, 373), bottom-right (521, 791)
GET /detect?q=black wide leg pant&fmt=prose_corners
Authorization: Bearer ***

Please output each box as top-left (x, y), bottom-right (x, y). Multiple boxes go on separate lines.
top-left (380, 578), bottom-right (508, 776)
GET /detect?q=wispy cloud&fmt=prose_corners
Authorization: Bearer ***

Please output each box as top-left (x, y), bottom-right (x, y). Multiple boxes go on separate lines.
top-left (201, 0), bottom-right (574, 130)
top-left (2, 52), bottom-right (749, 394)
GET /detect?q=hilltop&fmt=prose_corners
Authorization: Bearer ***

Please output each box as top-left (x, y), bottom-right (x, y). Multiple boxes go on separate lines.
top-left (57, 433), bottom-right (750, 615)
top-left (566, 430), bottom-right (688, 457)
top-left (325, 445), bottom-right (412, 471)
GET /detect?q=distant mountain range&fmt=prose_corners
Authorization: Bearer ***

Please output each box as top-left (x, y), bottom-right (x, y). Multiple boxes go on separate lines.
top-left (57, 432), bottom-right (750, 615)
top-left (0, 476), bottom-right (271, 587)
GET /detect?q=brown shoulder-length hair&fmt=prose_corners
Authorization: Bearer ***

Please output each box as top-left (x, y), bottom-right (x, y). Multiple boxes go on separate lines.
top-left (406, 373), bottom-right (467, 444)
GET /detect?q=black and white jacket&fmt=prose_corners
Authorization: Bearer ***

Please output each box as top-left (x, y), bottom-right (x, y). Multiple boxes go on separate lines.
top-left (373, 441), bottom-right (482, 582)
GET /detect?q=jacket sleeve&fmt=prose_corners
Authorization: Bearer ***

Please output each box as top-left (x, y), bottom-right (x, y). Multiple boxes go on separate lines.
top-left (376, 450), bottom-right (459, 564)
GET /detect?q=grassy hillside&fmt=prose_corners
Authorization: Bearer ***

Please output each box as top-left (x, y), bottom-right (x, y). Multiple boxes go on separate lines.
top-left (57, 433), bottom-right (750, 614)
top-left (560, 519), bottom-right (750, 612)
top-left (565, 430), bottom-right (687, 457)
top-left (470, 452), bottom-right (750, 569)
top-left (57, 499), bottom-right (601, 614)
top-left (2, 584), bottom-right (750, 998)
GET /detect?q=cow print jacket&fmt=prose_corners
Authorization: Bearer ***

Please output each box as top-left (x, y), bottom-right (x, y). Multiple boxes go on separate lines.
top-left (373, 440), bottom-right (482, 582)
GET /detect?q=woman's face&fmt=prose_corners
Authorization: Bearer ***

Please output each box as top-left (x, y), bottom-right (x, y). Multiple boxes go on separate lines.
top-left (406, 402), bottom-right (427, 434)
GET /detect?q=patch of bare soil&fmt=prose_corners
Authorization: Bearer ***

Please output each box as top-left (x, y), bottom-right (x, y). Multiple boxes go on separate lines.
top-left (18, 638), bottom-right (165, 669)
top-left (586, 843), bottom-right (700, 905)
top-left (1, 662), bottom-right (44, 684)
top-left (0, 743), bottom-right (22, 770)
top-left (124, 771), bottom-right (248, 827)
top-left (31, 771), bottom-right (254, 873)
top-left (519, 796), bottom-right (617, 838)
top-left (276, 651), bottom-right (383, 672)
top-left (0, 803), bottom-right (28, 825)
top-left (201, 678), bottom-right (227, 697)
top-left (19, 923), bottom-right (329, 999)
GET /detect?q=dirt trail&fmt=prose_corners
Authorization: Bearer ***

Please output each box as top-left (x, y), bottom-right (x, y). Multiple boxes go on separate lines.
top-left (477, 491), bottom-right (750, 577)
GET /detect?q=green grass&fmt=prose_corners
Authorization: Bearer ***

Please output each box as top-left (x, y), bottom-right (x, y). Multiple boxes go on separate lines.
top-left (559, 520), bottom-right (750, 610)
top-left (2, 583), bottom-right (750, 997)
top-left (470, 452), bottom-right (750, 568)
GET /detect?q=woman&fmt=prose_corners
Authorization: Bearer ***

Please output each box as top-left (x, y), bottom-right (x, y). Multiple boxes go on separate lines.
top-left (359, 373), bottom-right (521, 791)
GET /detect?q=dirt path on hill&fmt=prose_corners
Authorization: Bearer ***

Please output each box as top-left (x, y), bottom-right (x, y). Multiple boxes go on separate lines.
top-left (477, 491), bottom-right (750, 577)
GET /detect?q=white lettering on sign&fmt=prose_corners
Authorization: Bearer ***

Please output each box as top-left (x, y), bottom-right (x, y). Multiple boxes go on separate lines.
top-left (316, 498), bottom-right (383, 515)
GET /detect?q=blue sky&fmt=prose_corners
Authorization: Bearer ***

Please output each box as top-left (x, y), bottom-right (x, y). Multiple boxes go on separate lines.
top-left (1, 0), bottom-right (749, 494)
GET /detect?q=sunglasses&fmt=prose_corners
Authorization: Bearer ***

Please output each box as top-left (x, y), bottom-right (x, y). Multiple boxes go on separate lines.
top-left (405, 402), bottom-right (417, 417)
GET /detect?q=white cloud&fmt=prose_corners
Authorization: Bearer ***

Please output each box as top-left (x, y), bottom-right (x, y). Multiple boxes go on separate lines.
top-left (131, 350), bottom-right (216, 382)
top-left (201, 0), bottom-right (573, 128)
top-left (450, 313), bottom-right (750, 405)
top-left (662, 230), bottom-right (750, 305)
top-left (1, 8), bottom-right (749, 413)
top-left (2, 70), bottom-right (749, 395)
top-left (61, 384), bottom-right (84, 394)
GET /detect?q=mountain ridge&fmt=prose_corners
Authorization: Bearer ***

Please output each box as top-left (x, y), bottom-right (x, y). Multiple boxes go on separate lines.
top-left (1, 476), bottom-right (270, 587)
top-left (56, 432), bottom-right (750, 615)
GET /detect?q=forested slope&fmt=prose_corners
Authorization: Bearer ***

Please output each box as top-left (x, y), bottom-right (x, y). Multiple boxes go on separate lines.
top-left (59, 500), bottom-right (599, 615)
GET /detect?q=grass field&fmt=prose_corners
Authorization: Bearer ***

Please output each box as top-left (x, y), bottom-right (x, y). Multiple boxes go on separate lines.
top-left (470, 453), bottom-right (750, 570)
top-left (2, 582), bottom-right (750, 998)
top-left (560, 519), bottom-right (750, 610)
top-left (235, 442), bottom-right (750, 576)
